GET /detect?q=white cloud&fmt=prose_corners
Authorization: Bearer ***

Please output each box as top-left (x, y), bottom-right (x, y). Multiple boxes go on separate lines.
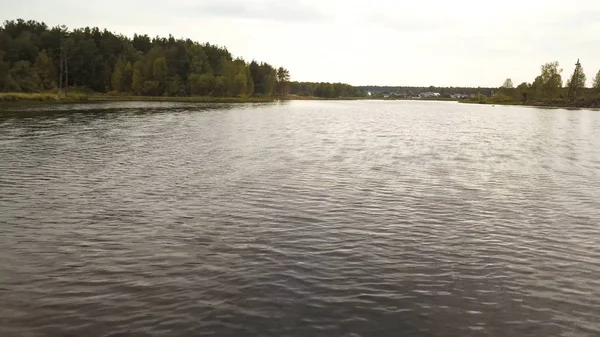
top-left (2, 0), bottom-right (599, 87)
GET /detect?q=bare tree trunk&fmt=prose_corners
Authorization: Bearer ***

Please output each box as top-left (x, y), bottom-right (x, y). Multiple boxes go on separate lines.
top-left (58, 44), bottom-right (63, 95)
top-left (65, 52), bottom-right (69, 93)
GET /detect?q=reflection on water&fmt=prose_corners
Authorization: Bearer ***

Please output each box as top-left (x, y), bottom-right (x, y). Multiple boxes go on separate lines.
top-left (1, 100), bottom-right (599, 337)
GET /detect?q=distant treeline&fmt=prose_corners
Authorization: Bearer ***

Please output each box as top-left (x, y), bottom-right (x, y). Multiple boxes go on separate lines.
top-left (0, 19), bottom-right (359, 98)
top-left (468, 61), bottom-right (600, 106)
top-left (290, 82), bottom-right (362, 98)
top-left (358, 86), bottom-right (496, 97)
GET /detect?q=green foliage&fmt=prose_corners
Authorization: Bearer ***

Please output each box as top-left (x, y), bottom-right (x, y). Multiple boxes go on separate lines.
top-left (276, 67), bottom-right (290, 95)
top-left (187, 43), bottom-right (209, 74)
top-left (217, 57), bottom-right (250, 96)
top-left (539, 61), bottom-right (562, 99)
top-left (131, 61), bottom-right (143, 95)
top-left (592, 70), bottom-right (600, 90)
top-left (0, 92), bottom-right (88, 101)
top-left (501, 78), bottom-right (513, 89)
top-left (142, 80), bottom-right (159, 96)
top-left (0, 50), bottom-right (11, 90)
top-left (289, 82), bottom-right (360, 98)
top-left (122, 62), bottom-right (132, 92)
top-left (9, 60), bottom-right (40, 92)
top-left (188, 73), bottom-right (215, 96)
top-left (314, 83), bottom-right (335, 98)
top-left (233, 73), bottom-right (247, 96)
top-left (152, 56), bottom-right (167, 93)
top-left (213, 76), bottom-right (226, 97)
top-left (166, 76), bottom-right (184, 96)
top-left (263, 65), bottom-right (276, 96)
top-left (469, 60), bottom-right (600, 107)
top-left (0, 18), bottom-right (289, 97)
top-left (567, 61), bottom-right (586, 99)
top-left (111, 57), bottom-right (124, 92)
top-left (1, 18), bottom-right (366, 98)
top-left (489, 92), bottom-right (514, 103)
top-left (516, 82), bottom-right (529, 101)
top-left (245, 67), bottom-right (254, 96)
top-left (249, 61), bottom-right (277, 96)
top-left (34, 50), bottom-right (55, 90)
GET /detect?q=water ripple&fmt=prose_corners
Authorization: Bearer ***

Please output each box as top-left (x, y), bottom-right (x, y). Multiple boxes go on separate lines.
top-left (1, 101), bottom-right (599, 337)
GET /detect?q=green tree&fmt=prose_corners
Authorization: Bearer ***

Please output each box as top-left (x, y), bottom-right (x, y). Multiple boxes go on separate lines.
top-left (187, 43), bottom-right (209, 74)
top-left (122, 61), bottom-right (132, 92)
top-left (213, 76), bottom-right (226, 96)
top-left (529, 76), bottom-right (544, 100)
top-left (111, 57), bottom-right (124, 92)
top-left (498, 78), bottom-right (519, 99)
top-left (9, 60), bottom-right (40, 92)
top-left (249, 61), bottom-right (263, 94)
top-left (249, 61), bottom-right (276, 96)
top-left (188, 73), bottom-right (215, 96)
top-left (219, 57), bottom-right (235, 95)
top-left (516, 82), bottom-right (529, 101)
top-left (261, 63), bottom-right (276, 96)
top-left (142, 80), bottom-right (159, 96)
top-left (276, 67), bottom-right (290, 95)
top-left (0, 53), bottom-right (9, 90)
top-left (131, 61), bottom-right (143, 95)
top-left (166, 75), bottom-right (184, 96)
top-left (232, 73), bottom-right (247, 96)
top-left (232, 59), bottom-right (249, 96)
top-left (152, 56), bottom-right (167, 95)
top-left (592, 69), bottom-right (600, 90)
top-left (314, 82), bottom-right (335, 98)
top-left (501, 78), bottom-right (513, 88)
top-left (567, 60), bottom-right (586, 99)
top-left (539, 61), bottom-right (562, 99)
top-left (34, 50), bottom-right (56, 90)
top-left (245, 67), bottom-right (254, 96)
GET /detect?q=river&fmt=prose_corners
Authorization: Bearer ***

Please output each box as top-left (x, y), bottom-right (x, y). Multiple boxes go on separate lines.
top-left (1, 100), bottom-right (599, 337)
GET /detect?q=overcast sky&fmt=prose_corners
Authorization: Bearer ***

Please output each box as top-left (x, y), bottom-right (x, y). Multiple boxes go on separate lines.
top-left (3, 0), bottom-right (599, 87)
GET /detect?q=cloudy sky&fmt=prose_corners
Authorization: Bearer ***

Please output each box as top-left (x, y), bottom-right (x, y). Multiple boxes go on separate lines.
top-left (3, 0), bottom-right (599, 87)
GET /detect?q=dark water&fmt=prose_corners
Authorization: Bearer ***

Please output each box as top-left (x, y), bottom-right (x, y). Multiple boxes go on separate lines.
top-left (1, 100), bottom-right (599, 337)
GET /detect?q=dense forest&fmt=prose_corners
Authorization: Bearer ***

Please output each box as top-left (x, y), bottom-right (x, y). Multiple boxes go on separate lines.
top-left (290, 82), bottom-right (361, 98)
top-left (0, 19), bottom-right (360, 99)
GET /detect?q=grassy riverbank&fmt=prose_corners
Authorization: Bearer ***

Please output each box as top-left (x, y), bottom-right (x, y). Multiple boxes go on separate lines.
top-left (0, 92), bottom-right (89, 102)
top-left (380, 97), bottom-right (458, 102)
top-left (0, 92), bottom-right (372, 104)
top-left (0, 92), bottom-right (278, 104)
top-left (89, 95), bottom-right (276, 103)
top-left (460, 97), bottom-right (600, 109)
top-left (280, 95), bottom-right (368, 101)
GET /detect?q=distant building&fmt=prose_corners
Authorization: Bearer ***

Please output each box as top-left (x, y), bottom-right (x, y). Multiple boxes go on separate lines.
top-left (420, 92), bottom-right (441, 98)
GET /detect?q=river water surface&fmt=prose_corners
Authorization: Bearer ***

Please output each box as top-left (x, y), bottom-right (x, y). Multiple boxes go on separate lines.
top-left (1, 100), bottom-right (599, 337)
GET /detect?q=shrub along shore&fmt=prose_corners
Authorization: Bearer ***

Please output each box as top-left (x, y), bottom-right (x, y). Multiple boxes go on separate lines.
top-left (460, 60), bottom-right (600, 109)
top-left (0, 92), bottom-right (368, 103)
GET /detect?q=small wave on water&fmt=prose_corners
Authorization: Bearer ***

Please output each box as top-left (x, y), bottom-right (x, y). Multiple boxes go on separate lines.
top-left (1, 100), bottom-right (599, 337)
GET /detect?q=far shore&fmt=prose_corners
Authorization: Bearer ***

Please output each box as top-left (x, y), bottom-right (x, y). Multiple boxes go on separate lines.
top-left (0, 93), bottom-right (275, 104)
top-left (0, 92), bottom-right (458, 104)
top-left (460, 98), bottom-right (600, 109)
top-left (2, 92), bottom-right (598, 109)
